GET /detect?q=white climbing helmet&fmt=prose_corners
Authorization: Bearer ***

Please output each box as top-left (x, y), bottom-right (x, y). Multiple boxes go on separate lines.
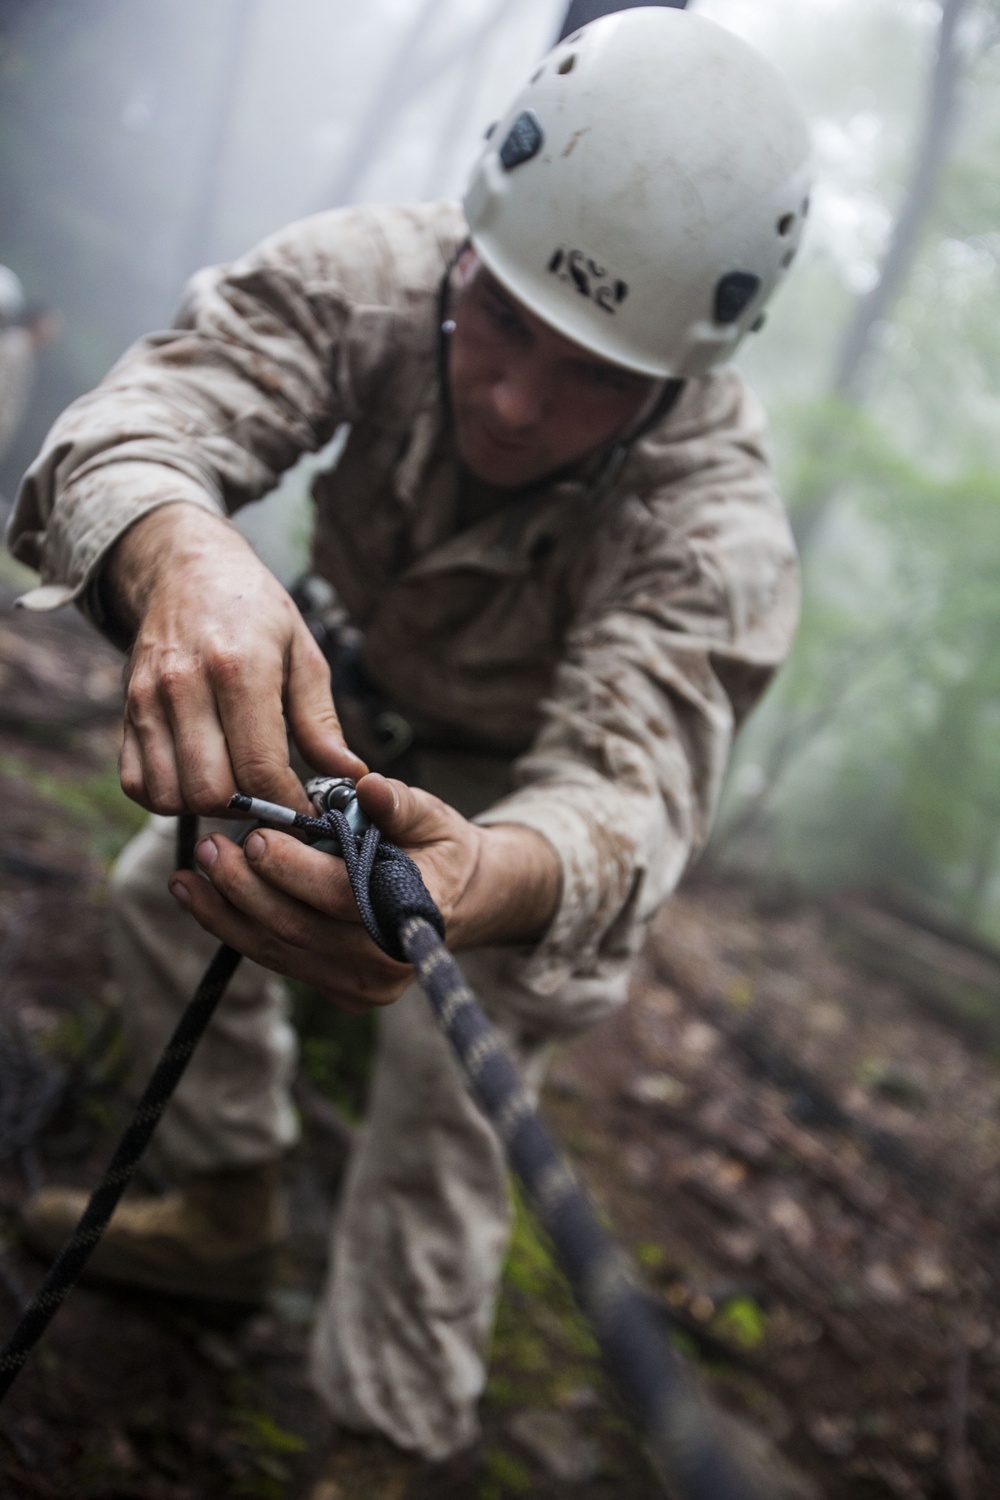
top-left (463, 7), bottom-right (813, 378)
top-left (0, 266), bottom-right (26, 326)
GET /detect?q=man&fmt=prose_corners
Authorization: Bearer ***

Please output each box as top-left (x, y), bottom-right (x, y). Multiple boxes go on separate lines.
top-left (7, 8), bottom-right (811, 1484)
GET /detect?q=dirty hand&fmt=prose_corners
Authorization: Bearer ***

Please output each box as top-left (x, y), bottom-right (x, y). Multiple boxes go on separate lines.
top-left (105, 503), bottom-right (366, 815)
top-left (167, 774), bottom-right (561, 1011)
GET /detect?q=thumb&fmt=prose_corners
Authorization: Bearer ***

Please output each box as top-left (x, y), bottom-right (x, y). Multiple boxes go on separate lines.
top-left (285, 628), bottom-right (368, 781)
top-left (355, 774), bottom-right (455, 849)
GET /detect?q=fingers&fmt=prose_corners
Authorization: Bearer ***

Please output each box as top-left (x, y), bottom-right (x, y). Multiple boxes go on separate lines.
top-left (241, 829), bottom-right (359, 917)
top-left (355, 773), bottom-right (456, 848)
top-left (285, 627), bottom-right (368, 781)
top-left (168, 832), bottom-right (411, 1009)
top-left (161, 665), bottom-right (237, 812)
top-left (117, 580), bottom-right (365, 818)
top-left (120, 663), bottom-right (185, 813)
top-left (119, 718), bottom-right (155, 808)
top-left (213, 649), bottom-right (311, 814)
top-left (192, 836), bottom-right (373, 958)
top-left (121, 652), bottom-right (243, 815)
top-left (167, 872), bottom-right (379, 1014)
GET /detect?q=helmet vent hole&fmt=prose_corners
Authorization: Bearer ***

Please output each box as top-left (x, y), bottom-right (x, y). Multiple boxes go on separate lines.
top-left (558, 54), bottom-right (576, 75)
top-left (801, 196), bottom-right (810, 216)
top-left (530, 67), bottom-right (543, 84)
top-left (714, 271), bottom-right (761, 325)
top-left (781, 248), bottom-right (796, 269)
top-left (499, 110), bottom-right (545, 171)
top-left (777, 213), bottom-right (795, 237)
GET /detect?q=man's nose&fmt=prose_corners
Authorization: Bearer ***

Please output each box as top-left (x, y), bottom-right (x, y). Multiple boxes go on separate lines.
top-left (491, 365), bottom-right (546, 431)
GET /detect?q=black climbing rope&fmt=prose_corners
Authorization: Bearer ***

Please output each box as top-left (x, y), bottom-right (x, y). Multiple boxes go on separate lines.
top-left (0, 941), bottom-right (241, 1397)
top-left (0, 784), bottom-right (765, 1500)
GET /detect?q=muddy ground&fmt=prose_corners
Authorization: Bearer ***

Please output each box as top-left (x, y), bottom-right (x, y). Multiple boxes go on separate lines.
top-left (0, 587), bottom-right (997, 1500)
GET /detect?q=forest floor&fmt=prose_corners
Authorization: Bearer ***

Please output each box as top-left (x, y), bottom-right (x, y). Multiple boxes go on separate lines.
top-left (0, 585), bottom-right (998, 1500)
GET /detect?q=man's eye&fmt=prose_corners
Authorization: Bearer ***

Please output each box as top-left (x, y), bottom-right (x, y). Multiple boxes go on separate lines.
top-left (482, 296), bottom-right (522, 334)
top-left (577, 363), bottom-right (637, 393)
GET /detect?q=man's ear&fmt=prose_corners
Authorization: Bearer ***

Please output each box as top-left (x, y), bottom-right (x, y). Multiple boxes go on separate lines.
top-left (454, 245), bottom-right (480, 290)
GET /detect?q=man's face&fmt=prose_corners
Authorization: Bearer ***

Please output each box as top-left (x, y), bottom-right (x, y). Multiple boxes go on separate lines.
top-left (447, 258), bottom-right (656, 489)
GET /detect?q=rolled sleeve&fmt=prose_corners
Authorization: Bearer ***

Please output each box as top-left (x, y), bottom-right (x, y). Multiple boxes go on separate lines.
top-left (476, 778), bottom-right (685, 998)
top-left (9, 459), bottom-right (223, 614)
top-left (4, 204), bottom-right (420, 622)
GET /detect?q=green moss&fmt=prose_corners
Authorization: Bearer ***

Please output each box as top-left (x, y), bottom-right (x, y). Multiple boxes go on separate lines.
top-left (288, 980), bottom-right (376, 1119)
top-left (218, 1364), bottom-right (309, 1498)
top-left (713, 1296), bottom-right (768, 1351)
top-left (634, 1241), bottom-right (666, 1273)
top-left (479, 1446), bottom-right (533, 1498)
top-left (233, 1410), bottom-right (307, 1455)
top-left (502, 1202), bottom-right (557, 1299)
top-left (0, 754), bottom-right (146, 865)
top-left (45, 1000), bottom-right (126, 1083)
top-left (488, 1190), bottom-right (603, 1414)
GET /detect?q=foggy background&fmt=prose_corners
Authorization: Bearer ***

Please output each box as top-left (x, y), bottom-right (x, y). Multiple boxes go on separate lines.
top-left (3, 10), bottom-right (1000, 1492)
top-left (0, 0), bottom-right (564, 490)
top-left (2, 0), bottom-right (1000, 935)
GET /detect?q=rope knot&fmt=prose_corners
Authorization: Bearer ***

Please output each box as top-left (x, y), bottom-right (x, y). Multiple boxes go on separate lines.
top-left (319, 810), bottom-right (445, 963)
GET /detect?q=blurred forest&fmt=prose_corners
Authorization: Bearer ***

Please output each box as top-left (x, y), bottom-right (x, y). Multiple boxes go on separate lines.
top-left (2, 5), bottom-right (1000, 1497)
top-left (2, 0), bottom-right (1000, 929)
top-left (699, 0), bottom-right (1000, 941)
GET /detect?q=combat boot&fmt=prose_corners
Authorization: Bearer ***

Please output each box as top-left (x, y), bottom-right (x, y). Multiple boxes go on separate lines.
top-left (308, 1432), bottom-right (418, 1500)
top-left (20, 1162), bottom-right (286, 1303)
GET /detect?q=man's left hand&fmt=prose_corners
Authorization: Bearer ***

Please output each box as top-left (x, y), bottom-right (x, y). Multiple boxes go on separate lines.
top-left (167, 773), bottom-right (561, 1012)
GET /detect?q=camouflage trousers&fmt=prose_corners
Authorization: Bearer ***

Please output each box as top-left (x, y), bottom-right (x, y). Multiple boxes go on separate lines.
top-left (108, 765), bottom-right (626, 1461)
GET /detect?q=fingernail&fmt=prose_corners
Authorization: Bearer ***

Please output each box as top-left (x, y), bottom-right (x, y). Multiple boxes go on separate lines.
top-left (169, 880), bottom-right (191, 907)
top-left (195, 837), bottom-right (217, 868)
top-left (245, 832), bottom-right (265, 859)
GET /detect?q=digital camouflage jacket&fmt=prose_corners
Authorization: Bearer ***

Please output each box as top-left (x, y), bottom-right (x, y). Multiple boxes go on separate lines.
top-left (7, 201), bottom-right (798, 1014)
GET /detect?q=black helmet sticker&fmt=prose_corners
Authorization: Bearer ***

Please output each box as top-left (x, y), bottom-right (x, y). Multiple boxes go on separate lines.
top-left (499, 110), bottom-right (544, 170)
top-left (714, 271), bottom-right (762, 325)
top-left (548, 247), bottom-right (629, 315)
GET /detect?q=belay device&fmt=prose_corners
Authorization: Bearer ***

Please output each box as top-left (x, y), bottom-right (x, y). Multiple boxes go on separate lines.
top-left (0, 777), bottom-right (768, 1499)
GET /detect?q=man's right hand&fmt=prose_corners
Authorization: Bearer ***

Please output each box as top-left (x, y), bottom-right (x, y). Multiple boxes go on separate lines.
top-left (106, 503), bottom-right (367, 817)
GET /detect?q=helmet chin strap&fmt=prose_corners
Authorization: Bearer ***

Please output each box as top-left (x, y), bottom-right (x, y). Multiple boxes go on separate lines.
top-left (579, 376), bottom-right (684, 509)
top-left (621, 376), bottom-right (683, 443)
top-left (568, 379), bottom-right (671, 509)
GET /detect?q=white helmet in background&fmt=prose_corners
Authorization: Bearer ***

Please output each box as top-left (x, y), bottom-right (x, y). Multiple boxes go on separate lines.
top-left (463, 7), bottom-right (812, 378)
top-left (0, 266), bottom-right (27, 326)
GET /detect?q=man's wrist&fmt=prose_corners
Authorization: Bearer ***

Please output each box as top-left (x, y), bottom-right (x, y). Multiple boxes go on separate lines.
top-left (100, 502), bottom-right (242, 638)
top-left (451, 823), bottom-right (561, 951)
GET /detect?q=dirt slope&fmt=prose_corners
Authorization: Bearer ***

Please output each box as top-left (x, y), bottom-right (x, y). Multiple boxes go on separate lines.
top-left (0, 593), bottom-right (997, 1500)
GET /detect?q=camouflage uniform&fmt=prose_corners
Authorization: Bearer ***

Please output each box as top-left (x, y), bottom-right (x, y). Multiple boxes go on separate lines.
top-left (6, 202), bottom-right (798, 1458)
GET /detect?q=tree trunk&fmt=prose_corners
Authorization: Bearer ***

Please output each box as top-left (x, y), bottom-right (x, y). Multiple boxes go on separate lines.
top-left (831, 0), bottom-right (968, 403)
top-left (316, 0), bottom-right (535, 211)
top-left (789, 0), bottom-right (971, 551)
top-left (178, 0), bottom-right (263, 279)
